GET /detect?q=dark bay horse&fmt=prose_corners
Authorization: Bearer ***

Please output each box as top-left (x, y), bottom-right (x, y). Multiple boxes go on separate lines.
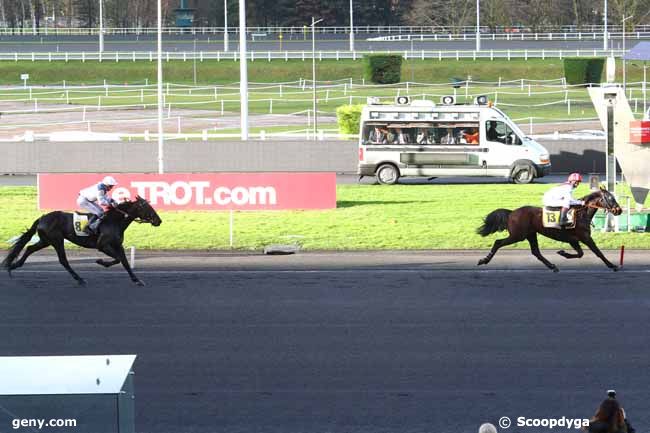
top-left (2, 196), bottom-right (161, 286)
top-left (477, 187), bottom-right (623, 272)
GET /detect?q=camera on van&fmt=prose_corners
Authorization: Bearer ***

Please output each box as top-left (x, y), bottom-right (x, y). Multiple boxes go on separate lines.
top-left (474, 95), bottom-right (489, 105)
top-left (441, 95), bottom-right (456, 105)
top-left (395, 96), bottom-right (411, 105)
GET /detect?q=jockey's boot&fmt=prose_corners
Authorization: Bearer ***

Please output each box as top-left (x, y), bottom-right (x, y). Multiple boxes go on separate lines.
top-left (87, 215), bottom-right (103, 234)
top-left (559, 207), bottom-right (570, 227)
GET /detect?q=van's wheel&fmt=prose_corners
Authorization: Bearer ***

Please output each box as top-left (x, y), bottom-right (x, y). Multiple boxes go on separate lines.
top-left (376, 164), bottom-right (400, 185)
top-left (512, 164), bottom-right (535, 184)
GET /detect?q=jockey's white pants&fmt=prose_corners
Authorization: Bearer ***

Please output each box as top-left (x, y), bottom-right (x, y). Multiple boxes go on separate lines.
top-left (543, 196), bottom-right (572, 208)
top-left (76, 196), bottom-right (105, 217)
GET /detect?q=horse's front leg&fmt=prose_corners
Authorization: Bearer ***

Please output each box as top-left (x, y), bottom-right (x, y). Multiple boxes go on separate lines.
top-left (100, 244), bottom-right (145, 286)
top-left (580, 236), bottom-right (618, 271)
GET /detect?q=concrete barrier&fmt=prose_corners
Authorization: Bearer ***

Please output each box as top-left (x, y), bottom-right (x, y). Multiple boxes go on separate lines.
top-left (1, 139), bottom-right (606, 175)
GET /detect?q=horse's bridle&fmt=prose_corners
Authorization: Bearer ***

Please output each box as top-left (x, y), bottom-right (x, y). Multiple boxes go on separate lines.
top-left (582, 195), bottom-right (617, 213)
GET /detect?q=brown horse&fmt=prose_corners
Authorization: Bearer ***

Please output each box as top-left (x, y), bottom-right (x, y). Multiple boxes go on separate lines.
top-left (477, 187), bottom-right (623, 272)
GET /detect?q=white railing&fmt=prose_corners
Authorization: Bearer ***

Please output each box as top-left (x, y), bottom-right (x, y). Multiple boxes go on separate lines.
top-left (369, 31), bottom-right (650, 42)
top-left (1, 25), bottom-right (650, 36)
top-left (0, 48), bottom-right (626, 63)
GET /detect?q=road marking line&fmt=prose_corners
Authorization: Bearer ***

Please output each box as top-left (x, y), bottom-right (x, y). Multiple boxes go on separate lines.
top-left (5, 269), bottom-right (650, 275)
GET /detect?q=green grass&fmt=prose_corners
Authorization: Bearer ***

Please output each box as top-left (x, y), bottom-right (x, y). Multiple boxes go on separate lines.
top-left (0, 80), bottom-right (626, 122)
top-left (0, 58), bottom-right (644, 86)
top-left (1, 185), bottom-right (648, 251)
top-left (4, 58), bottom-right (650, 124)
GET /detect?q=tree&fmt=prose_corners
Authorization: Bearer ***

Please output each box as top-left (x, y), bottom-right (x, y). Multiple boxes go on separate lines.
top-left (483, 0), bottom-right (510, 31)
top-left (402, 0), bottom-right (473, 28)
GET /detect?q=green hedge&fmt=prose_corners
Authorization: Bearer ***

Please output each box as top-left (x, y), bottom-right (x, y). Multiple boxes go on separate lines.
top-left (336, 104), bottom-right (363, 135)
top-left (563, 58), bottom-right (605, 85)
top-left (363, 55), bottom-right (402, 84)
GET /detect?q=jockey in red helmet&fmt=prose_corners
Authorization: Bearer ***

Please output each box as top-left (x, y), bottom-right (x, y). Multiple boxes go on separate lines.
top-left (542, 173), bottom-right (584, 227)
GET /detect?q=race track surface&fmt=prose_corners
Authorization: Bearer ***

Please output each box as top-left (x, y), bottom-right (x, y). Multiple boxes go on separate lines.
top-left (1, 250), bottom-right (649, 433)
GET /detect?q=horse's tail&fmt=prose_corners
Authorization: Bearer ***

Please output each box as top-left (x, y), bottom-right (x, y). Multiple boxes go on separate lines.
top-left (2, 219), bottom-right (39, 269)
top-left (477, 209), bottom-right (512, 237)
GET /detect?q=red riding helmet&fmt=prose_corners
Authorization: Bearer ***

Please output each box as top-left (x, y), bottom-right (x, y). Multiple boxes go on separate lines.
top-left (567, 173), bottom-right (583, 183)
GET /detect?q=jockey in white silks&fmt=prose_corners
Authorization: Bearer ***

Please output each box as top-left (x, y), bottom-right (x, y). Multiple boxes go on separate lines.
top-left (542, 173), bottom-right (584, 227)
top-left (76, 176), bottom-right (119, 234)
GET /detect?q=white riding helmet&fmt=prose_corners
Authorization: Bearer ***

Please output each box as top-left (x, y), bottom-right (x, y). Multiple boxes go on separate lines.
top-left (102, 176), bottom-right (118, 186)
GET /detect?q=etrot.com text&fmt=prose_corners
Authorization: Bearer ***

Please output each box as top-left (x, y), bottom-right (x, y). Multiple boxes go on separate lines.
top-left (114, 181), bottom-right (278, 207)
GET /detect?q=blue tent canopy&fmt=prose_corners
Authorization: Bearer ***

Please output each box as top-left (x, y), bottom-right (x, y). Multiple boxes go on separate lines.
top-left (623, 41), bottom-right (650, 61)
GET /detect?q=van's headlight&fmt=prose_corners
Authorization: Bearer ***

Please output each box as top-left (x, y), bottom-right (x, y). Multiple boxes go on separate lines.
top-left (539, 154), bottom-right (550, 164)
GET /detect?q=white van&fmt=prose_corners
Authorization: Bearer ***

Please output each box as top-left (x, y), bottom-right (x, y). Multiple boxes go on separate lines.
top-left (358, 96), bottom-right (551, 184)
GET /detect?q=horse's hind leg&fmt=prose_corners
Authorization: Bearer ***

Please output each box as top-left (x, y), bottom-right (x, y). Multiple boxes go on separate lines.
top-left (51, 239), bottom-right (86, 286)
top-left (478, 234), bottom-right (523, 266)
top-left (96, 258), bottom-right (120, 268)
top-left (9, 239), bottom-right (50, 272)
top-left (557, 241), bottom-right (584, 259)
top-left (527, 234), bottom-right (558, 272)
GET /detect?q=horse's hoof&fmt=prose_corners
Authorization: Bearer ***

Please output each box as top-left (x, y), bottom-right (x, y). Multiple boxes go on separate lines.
top-left (611, 265), bottom-right (619, 272)
top-left (551, 266), bottom-right (559, 273)
top-left (96, 259), bottom-right (106, 267)
top-left (78, 278), bottom-right (87, 287)
top-left (134, 279), bottom-right (145, 287)
top-left (477, 259), bottom-right (487, 266)
top-left (557, 250), bottom-right (566, 257)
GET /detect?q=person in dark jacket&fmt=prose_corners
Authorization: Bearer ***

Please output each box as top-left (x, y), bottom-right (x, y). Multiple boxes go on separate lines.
top-left (588, 398), bottom-right (627, 433)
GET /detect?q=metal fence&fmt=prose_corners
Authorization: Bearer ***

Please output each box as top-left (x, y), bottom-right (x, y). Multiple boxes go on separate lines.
top-left (1, 25), bottom-right (650, 36)
top-left (370, 31), bottom-right (650, 42)
top-left (0, 48), bottom-right (627, 62)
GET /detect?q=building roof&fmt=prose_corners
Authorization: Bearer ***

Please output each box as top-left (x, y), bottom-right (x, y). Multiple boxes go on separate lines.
top-left (623, 41), bottom-right (650, 61)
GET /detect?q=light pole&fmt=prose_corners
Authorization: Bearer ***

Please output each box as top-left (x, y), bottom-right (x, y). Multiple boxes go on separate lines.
top-left (476, 0), bottom-right (480, 51)
top-left (604, 88), bottom-right (618, 230)
top-left (239, 0), bottom-right (249, 140)
top-left (622, 15), bottom-right (633, 90)
top-left (99, 0), bottom-right (104, 53)
top-left (349, 0), bottom-right (354, 52)
top-left (157, 0), bottom-right (164, 174)
top-left (311, 17), bottom-right (323, 139)
top-left (603, 0), bottom-right (608, 51)
top-left (224, 0), bottom-right (229, 52)
top-left (193, 38), bottom-right (197, 84)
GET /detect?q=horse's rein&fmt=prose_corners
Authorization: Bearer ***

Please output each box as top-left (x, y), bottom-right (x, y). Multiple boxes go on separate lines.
top-left (116, 205), bottom-right (149, 224)
top-left (113, 207), bottom-right (130, 218)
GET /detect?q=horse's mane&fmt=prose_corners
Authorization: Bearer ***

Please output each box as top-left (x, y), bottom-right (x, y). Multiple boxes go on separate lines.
top-left (115, 200), bottom-right (135, 211)
top-left (581, 190), bottom-right (602, 203)
top-left (114, 196), bottom-right (148, 212)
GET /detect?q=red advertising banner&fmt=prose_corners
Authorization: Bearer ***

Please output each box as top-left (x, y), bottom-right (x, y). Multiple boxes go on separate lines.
top-left (630, 120), bottom-right (650, 145)
top-left (38, 173), bottom-right (336, 211)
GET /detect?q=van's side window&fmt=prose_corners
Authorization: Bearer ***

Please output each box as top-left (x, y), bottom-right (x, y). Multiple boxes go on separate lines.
top-left (485, 121), bottom-right (521, 145)
top-left (365, 125), bottom-right (389, 145)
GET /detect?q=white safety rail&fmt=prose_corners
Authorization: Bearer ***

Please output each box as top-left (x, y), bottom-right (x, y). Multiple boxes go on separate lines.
top-left (0, 48), bottom-right (627, 62)
top-left (1, 24), bottom-right (650, 36)
top-left (369, 31), bottom-right (650, 42)
top-left (1, 78), bottom-right (648, 140)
